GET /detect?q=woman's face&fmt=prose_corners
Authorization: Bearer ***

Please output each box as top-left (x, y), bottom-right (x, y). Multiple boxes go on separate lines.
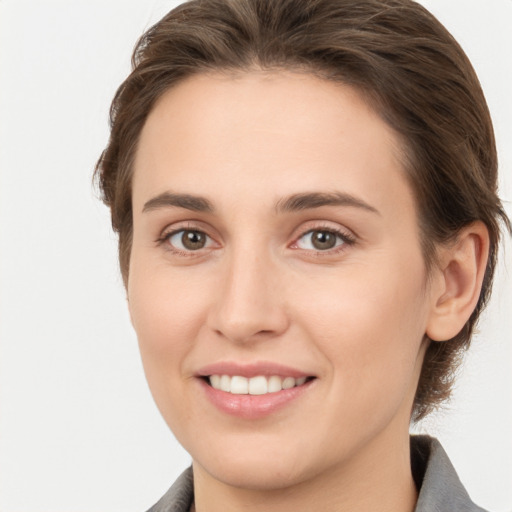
top-left (129, 71), bottom-right (436, 490)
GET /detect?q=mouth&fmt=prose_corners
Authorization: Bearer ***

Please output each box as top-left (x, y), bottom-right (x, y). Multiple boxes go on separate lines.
top-left (204, 374), bottom-right (316, 395)
top-left (196, 362), bottom-right (317, 418)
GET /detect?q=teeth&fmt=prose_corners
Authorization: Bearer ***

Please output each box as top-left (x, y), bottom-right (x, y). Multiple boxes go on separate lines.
top-left (220, 374), bottom-right (231, 392)
top-left (268, 375), bottom-right (282, 393)
top-left (208, 375), bottom-right (310, 394)
top-left (248, 376), bottom-right (267, 395)
top-left (230, 376), bottom-right (248, 394)
top-left (210, 375), bottom-right (221, 389)
top-left (282, 377), bottom-right (295, 390)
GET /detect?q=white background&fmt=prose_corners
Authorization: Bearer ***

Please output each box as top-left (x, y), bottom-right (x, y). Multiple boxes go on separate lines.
top-left (0, 1), bottom-right (511, 511)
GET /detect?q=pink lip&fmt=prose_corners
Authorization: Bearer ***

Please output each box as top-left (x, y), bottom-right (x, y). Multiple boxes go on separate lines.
top-left (199, 378), bottom-right (315, 420)
top-left (196, 361), bottom-right (312, 379)
top-left (195, 361), bottom-right (316, 420)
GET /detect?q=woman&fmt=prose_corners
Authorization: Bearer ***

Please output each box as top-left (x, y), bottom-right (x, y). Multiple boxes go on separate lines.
top-left (95, 0), bottom-right (510, 511)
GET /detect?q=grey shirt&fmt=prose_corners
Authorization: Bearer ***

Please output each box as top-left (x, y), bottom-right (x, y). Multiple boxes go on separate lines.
top-left (147, 436), bottom-right (487, 512)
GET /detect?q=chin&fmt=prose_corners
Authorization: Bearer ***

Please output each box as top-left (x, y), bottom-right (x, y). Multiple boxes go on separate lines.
top-left (188, 433), bottom-right (324, 491)
top-left (196, 457), bottom-right (311, 491)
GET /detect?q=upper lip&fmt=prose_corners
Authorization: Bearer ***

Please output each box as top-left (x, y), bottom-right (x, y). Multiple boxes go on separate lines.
top-left (196, 361), bottom-right (314, 379)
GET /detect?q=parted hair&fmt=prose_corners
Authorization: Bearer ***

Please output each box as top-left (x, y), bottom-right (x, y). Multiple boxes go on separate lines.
top-left (95, 0), bottom-right (510, 421)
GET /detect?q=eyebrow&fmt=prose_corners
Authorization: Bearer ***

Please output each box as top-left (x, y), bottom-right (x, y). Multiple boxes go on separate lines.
top-left (142, 192), bottom-right (214, 213)
top-left (275, 192), bottom-right (380, 215)
top-left (142, 190), bottom-right (380, 216)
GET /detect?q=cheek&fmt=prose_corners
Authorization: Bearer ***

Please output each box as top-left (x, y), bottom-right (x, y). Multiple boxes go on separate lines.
top-left (294, 258), bottom-right (429, 403)
top-left (127, 264), bottom-right (214, 435)
top-left (129, 254), bottom-right (206, 335)
top-left (127, 259), bottom-right (209, 388)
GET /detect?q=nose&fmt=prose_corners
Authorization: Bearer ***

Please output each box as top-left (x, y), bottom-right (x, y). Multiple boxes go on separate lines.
top-left (207, 248), bottom-right (289, 344)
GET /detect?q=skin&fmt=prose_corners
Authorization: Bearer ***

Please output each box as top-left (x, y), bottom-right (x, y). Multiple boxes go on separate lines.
top-left (128, 71), bottom-right (488, 512)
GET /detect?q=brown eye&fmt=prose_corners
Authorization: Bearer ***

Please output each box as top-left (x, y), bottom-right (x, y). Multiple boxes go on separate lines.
top-left (311, 231), bottom-right (337, 250)
top-left (182, 230), bottom-right (206, 250)
top-left (296, 229), bottom-right (347, 251)
top-left (168, 229), bottom-right (211, 251)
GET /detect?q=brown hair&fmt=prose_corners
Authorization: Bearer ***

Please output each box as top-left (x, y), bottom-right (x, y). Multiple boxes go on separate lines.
top-left (95, 0), bottom-right (510, 421)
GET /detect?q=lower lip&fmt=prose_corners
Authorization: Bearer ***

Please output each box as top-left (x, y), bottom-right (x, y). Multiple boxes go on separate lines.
top-left (199, 378), bottom-right (314, 419)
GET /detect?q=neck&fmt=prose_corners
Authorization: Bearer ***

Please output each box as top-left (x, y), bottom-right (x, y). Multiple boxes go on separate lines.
top-left (192, 428), bottom-right (418, 512)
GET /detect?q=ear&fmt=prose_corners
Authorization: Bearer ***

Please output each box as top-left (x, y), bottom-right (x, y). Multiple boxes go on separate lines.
top-left (426, 222), bottom-right (490, 342)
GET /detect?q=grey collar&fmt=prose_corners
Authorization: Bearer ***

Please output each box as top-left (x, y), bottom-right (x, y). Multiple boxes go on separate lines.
top-left (147, 436), bottom-right (487, 512)
top-left (411, 435), bottom-right (487, 512)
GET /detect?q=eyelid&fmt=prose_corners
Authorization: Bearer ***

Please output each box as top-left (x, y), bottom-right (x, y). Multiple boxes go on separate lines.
top-left (156, 221), bottom-right (220, 255)
top-left (154, 220), bottom-right (356, 256)
top-left (170, 229), bottom-right (215, 250)
top-left (288, 222), bottom-right (356, 253)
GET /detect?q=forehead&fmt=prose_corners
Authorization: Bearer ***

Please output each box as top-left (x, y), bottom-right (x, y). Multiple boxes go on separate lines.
top-left (132, 70), bottom-right (414, 220)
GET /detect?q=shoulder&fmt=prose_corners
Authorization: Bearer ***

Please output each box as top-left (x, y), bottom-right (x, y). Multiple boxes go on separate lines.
top-left (412, 435), bottom-right (488, 512)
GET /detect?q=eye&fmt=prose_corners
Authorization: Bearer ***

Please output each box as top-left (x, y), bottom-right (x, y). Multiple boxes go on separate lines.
top-left (295, 229), bottom-right (349, 251)
top-left (166, 229), bottom-right (214, 251)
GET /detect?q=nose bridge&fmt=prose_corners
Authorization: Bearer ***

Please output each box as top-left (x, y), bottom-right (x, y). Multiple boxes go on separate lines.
top-left (209, 241), bottom-right (287, 342)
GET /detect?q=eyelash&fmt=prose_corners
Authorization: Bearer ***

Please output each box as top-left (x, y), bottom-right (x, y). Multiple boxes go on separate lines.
top-left (291, 226), bottom-right (356, 255)
top-left (156, 224), bottom-right (215, 257)
top-left (156, 224), bottom-right (356, 257)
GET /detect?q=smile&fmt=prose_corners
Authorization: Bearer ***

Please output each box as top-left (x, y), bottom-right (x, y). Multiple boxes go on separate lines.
top-left (208, 375), bottom-right (309, 395)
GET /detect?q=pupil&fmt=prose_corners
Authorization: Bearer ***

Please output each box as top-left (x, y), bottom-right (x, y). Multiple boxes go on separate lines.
top-left (182, 231), bottom-right (206, 250)
top-left (312, 231), bottom-right (336, 250)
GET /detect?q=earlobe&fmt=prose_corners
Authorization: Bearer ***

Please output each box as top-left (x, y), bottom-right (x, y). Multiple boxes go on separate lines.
top-left (426, 222), bottom-right (489, 342)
